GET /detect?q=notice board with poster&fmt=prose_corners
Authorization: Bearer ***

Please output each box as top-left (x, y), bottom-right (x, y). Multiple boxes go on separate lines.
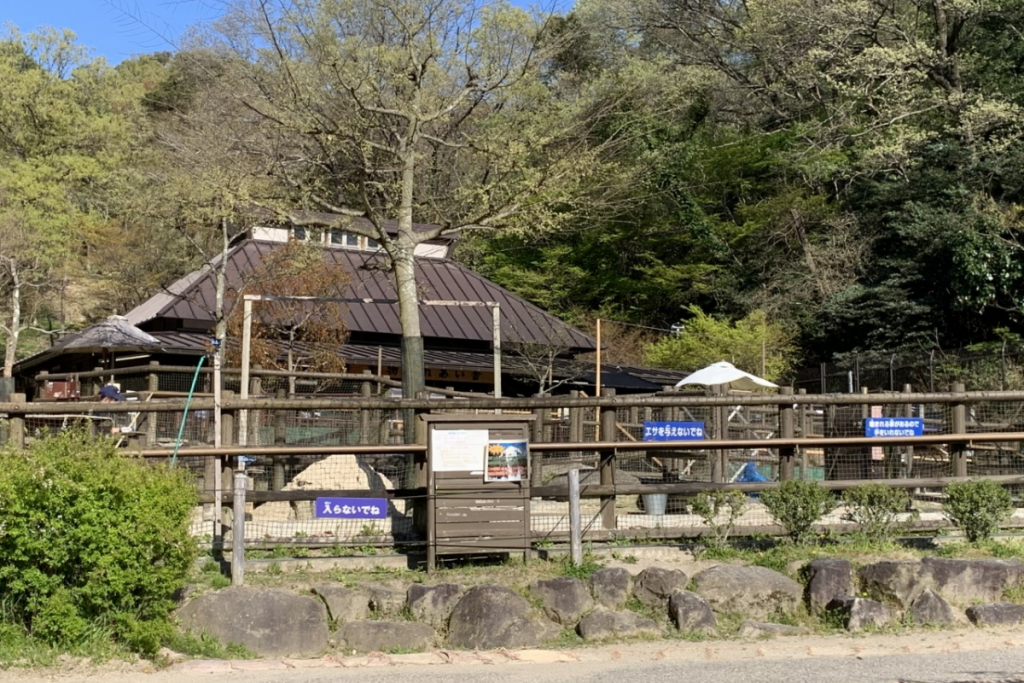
top-left (424, 414), bottom-right (533, 570)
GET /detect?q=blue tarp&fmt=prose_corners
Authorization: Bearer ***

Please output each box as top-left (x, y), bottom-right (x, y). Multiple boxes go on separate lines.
top-left (735, 461), bottom-right (770, 483)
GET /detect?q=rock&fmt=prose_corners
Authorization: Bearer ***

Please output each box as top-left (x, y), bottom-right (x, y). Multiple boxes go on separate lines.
top-left (407, 584), bottom-right (463, 631)
top-left (910, 588), bottom-right (957, 626)
top-left (176, 587), bottom-right (328, 657)
top-left (312, 585), bottom-right (370, 623)
top-left (529, 578), bottom-right (594, 626)
top-left (966, 603), bottom-right (1024, 626)
top-left (338, 621), bottom-right (436, 653)
top-left (251, 454), bottom-right (401, 524)
top-left (826, 597), bottom-right (892, 632)
top-left (447, 586), bottom-right (559, 650)
top-left (634, 567), bottom-right (689, 609)
top-left (692, 565), bottom-right (802, 619)
top-left (857, 561), bottom-right (922, 608)
top-left (363, 584), bottom-right (406, 616)
top-left (805, 558), bottom-right (852, 616)
top-left (737, 621), bottom-right (810, 638)
top-left (921, 557), bottom-right (1024, 605)
top-left (668, 591), bottom-right (717, 635)
top-left (576, 611), bottom-right (660, 641)
top-left (590, 568), bottom-right (632, 609)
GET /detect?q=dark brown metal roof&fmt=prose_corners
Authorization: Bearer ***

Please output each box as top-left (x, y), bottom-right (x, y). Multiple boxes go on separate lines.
top-left (125, 239), bottom-right (596, 351)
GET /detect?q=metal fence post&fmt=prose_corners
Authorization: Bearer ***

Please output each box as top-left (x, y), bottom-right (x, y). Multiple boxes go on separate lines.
top-left (531, 397), bottom-right (545, 487)
top-left (952, 382), bottom-right (968, 477)
top-left (568, 468), bottom-right (582, 566)
top-left (599, 388), bottom-right (617, 531)
top-left (232, 471), bottom-right (246, 586)
top-left (779, 386), bottom-right (795, 481)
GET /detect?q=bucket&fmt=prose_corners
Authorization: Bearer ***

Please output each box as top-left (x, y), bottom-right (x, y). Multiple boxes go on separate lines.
top-left (642, 493), bottom-right (668, 516)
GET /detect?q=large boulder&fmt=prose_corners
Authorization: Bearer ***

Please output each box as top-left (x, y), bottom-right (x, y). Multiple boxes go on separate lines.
top-left (251, 454), bottom-right (402, 523)
top-left (407, 584), bottom-right (463, 631)
top-left (176, 587), bottom-right (329, 657)
top-left (590, 568), bottom-right (632, 609)
top-left (804, 558), bottom-right (852, 616)
top-left (312, 585), bottom-right (370, 624)
top-left (447, 586), bottom-right (559, 650)
top-left (338, 621), bottom-right (436, 653)
top-left (577, 611), bottom-right (660, 641)
top-left (529, 578), bottom-right (594, 626)
top-left (920, 558), bottom-right (1024, 606)
top-left (668, 591), bottom-right (717, 635)
top-left (910, 589), bottom-right (957, 626)
top-left (857, 561), bottom-right (922, 608)
top-left (692, 565), bottom-right (802, 619)
top-left (966, 603), bottom-right (1024, 627)
top-left (363, 584), bottom-right (406, 617)
top-left (634, 567), bottom-right (689, 609)
top-left (826, 597), bottom-right (892, 632)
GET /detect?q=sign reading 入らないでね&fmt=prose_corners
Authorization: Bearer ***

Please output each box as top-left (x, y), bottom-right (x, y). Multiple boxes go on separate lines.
top-left (642, 421), bottom-right (705, 441)
top-left (863, 418), bottom-right (924, 437)
top-left (315, 497), bottom-right (387, 519)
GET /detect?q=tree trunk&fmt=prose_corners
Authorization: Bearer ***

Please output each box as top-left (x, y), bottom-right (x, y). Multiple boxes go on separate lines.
top-left (394, 251), bottom-right (425, 401)
top-left (3, 262), bottom-right (21, 378)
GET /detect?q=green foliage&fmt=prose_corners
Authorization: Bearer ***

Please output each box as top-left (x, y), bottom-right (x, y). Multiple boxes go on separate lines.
top-left (690, 489), bottom-right (747, 549)
top-left (558, 552), bottom-right (605, 580)
top-left (644, 306), bottom-right (795, 381)
top-left (944, 480), bottom-right (1014, 544)
top-left (841, 484), bottom-right (915, 543)
top-left (0, 432), bottom-right (198, 654)
top-left (761, 481), bottom-right (836, 545)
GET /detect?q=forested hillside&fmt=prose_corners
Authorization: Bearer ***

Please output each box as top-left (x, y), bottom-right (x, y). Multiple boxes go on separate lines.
top-left (2, 0), bottom-right (1023, 383)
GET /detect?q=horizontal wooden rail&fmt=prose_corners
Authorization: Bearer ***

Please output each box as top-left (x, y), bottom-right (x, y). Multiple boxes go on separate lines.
top-left (532, 432), bottom-right (1024, 451)
top-left (199, 487), bottom-right (427, 504)
top-left (530, 473), bottom-right (1024, 498)
top-left (6, 392), bottom-right (1024, 415)
top-left (137, 444), bottom-right (426, 458)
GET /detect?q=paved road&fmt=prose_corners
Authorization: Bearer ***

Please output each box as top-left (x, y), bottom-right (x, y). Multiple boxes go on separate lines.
top-left (2, 631), bottom-right (1023, 683)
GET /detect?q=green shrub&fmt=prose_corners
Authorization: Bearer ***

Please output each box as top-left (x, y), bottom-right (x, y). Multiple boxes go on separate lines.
top-left (944, 479), bottom-right (1014, 544)
top-left (0, 431), bottom-right (198, 654)
top-left (761, 480), bottom-right (835, 545)
top-left (690, 489), bottom-right (746, 549)
top-left (841, 484), bottom-right (915, 543)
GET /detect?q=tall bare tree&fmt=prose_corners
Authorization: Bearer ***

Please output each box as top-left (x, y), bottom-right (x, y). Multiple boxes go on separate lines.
top-left (202, 0), bottom-right (606, 399)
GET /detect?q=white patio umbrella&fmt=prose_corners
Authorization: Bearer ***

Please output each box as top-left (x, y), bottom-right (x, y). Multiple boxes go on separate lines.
top-left (674, 361), bottom-right (778, 391)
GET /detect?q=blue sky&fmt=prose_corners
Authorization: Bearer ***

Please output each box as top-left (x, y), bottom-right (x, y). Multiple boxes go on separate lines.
top-left (3, 0), bottom-right (224, 63)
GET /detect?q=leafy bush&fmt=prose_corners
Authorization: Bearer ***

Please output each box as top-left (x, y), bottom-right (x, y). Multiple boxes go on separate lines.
top-left (841, 484), bottom-right (915, 543)
top-left (0, 431), bottom-right (197, 653)
top-left (691, 489), bottom-right (747, 549)
top-left (761, 480), bottom-right (835, 545)
top-left (944, 479), bottom-right (1014, 544)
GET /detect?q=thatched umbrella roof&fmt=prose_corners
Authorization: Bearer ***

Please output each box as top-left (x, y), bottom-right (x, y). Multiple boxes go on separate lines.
top-left (51, 315), bottom-right (163, 354)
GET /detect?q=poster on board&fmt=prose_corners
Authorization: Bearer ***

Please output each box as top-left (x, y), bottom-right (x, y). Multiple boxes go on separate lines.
top-left (485, 439), bottom-right (528, 482)
top-left (431, 429), bottom-right (489, 473)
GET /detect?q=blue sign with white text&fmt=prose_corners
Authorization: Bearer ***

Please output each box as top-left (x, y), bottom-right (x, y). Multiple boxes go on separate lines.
top-left (864, 418), bottom-right (924, 438)
top-left (315, 497), bottom-right (388, 519)
top-left (643, 421), bottom-right (705, 441)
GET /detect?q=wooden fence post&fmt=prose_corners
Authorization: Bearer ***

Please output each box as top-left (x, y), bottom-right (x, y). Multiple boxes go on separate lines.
top-left (146, 361), bottom-right (160, 446)
top-left (779, 386), bottom-right (795, 481)
top-left (798, 388), bottom-right (809, 479)
top-left (599, 388), bottom-right (617, 531)
top-left (219, 390), bottom-right (235, 546)
top-left (952, 382), bottom-right (968, 477)
top-left (903, 384), bottom-right (915, 477)
top-left (713, 386), bottom-right (728, 483)
top-left (272, 387), bottom-right (287, 491)
top-left (531, 396), bottom-right (545, 487)
top-left (360, 370), bottom-right (373, 445)
top-left (9, 393), bottom-right (26, 449)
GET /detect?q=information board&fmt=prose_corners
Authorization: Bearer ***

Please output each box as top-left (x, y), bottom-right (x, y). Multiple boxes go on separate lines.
top-left (315, 497), bottom-right (388, 519)
top-left (430, 428), bottom-right (489, 472)
top-left (863, 418), bottom-right (924, 437)
top-left (642, 421), bottom-right (705, 441)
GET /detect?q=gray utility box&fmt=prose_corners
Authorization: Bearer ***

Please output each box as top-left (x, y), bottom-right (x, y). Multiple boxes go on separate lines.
top-left (423, 415), bottom-right (533, 570)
